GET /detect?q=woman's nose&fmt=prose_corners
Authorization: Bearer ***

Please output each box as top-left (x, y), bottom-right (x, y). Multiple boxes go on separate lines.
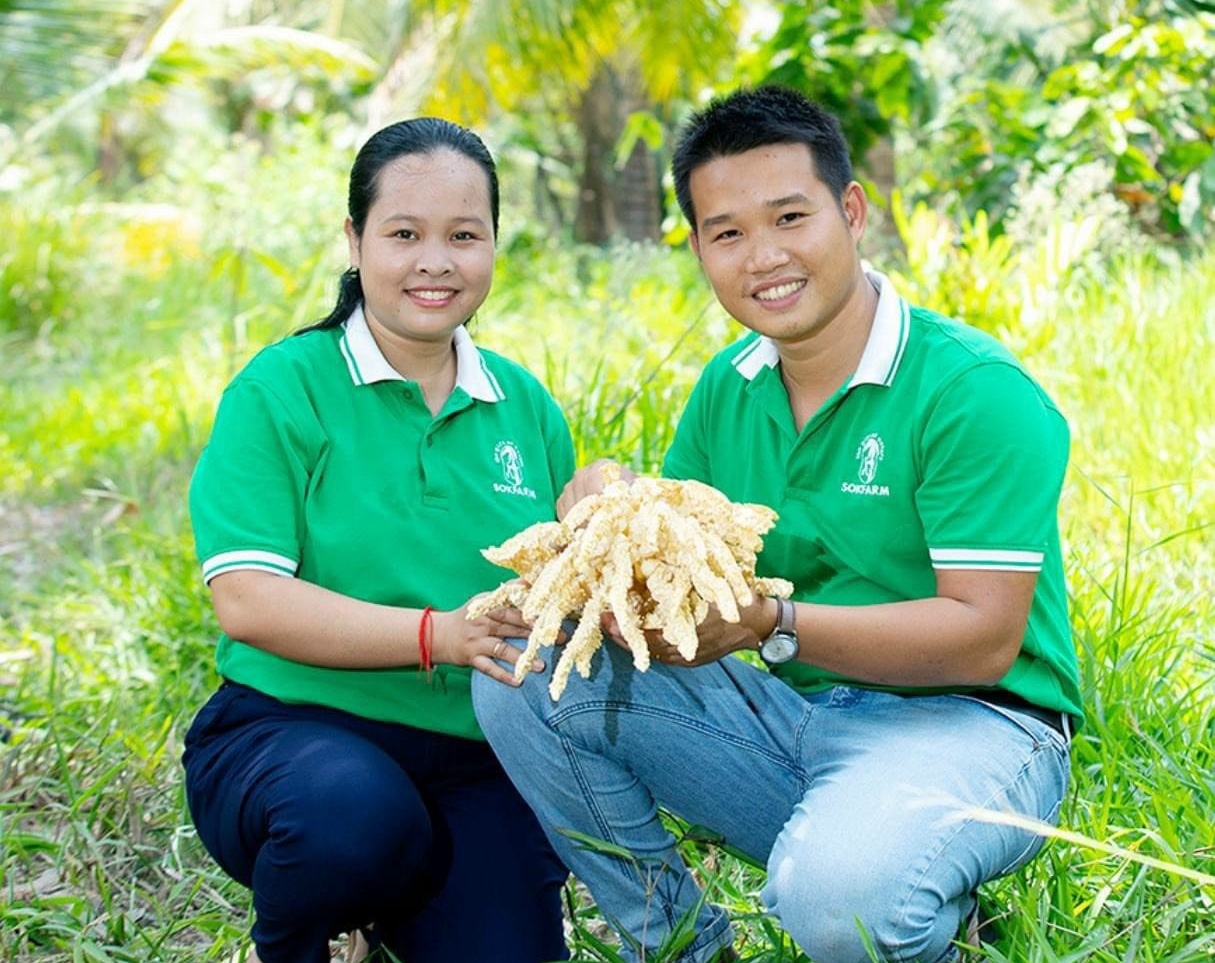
top-left (417, 240), bottom-right (454, 275)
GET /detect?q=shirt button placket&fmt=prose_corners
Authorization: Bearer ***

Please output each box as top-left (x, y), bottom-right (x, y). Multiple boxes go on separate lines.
top-left (419, 425), bottom-right (446, 504)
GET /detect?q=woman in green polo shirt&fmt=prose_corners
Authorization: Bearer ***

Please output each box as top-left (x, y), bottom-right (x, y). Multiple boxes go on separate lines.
top-left (182, 118), bottom-right (573, 963)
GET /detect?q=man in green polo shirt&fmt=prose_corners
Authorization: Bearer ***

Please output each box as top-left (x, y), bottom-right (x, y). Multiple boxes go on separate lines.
top-left (474, 86), bottom-right (1080, 963)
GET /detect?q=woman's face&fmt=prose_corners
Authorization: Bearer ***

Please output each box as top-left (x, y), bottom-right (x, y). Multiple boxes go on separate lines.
top-left (347, 148), bottom-right (495, 349)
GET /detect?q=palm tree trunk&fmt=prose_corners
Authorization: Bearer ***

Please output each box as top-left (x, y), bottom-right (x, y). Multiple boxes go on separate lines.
top-left (574, 67), bottom-right (618, 244)
top-left (863, 1), bottom-right (903, 254)
top-left (574, 60), bottom-right (661, 244)
top-left (612, 63), bottom-right (660, 243)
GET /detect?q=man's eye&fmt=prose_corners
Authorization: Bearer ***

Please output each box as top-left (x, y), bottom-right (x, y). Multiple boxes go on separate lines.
top-left (777, 211), bottom-right (806, 225)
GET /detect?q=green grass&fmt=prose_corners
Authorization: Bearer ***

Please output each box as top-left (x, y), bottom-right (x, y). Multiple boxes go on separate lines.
top-left (1, 167), bottom-right (1213, 961)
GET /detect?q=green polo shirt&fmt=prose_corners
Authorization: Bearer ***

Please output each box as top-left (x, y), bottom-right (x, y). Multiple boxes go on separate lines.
top-left (189, 306), bottom-right (575, 739)
top-left (664, 273), bottom-right (1082, 724)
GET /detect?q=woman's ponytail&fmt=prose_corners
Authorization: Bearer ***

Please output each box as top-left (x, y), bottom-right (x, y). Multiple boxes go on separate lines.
top-left (297, 267), bottom-right (363, 334)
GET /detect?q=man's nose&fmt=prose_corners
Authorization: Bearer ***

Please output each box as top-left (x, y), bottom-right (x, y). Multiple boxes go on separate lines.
top-left (744, 235), bottom-right (791, 273)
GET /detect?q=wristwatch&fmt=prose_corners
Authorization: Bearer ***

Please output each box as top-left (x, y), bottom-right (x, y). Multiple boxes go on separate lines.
top-left (758, 598), bottom-right (799, 666)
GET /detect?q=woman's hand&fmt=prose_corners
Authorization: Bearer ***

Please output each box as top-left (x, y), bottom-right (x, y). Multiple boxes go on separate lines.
top-left (556, 459), bottom-right (637, 519)
top-left (433, 591), bottom-right (545, 686)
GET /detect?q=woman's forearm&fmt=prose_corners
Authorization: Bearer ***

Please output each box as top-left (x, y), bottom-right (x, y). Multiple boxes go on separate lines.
top-left (209, 569), bottom-right (424, 669)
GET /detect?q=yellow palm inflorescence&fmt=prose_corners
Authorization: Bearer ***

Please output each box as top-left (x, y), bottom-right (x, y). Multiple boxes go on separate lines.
top-left (468, 466), bottom-right (792, 699)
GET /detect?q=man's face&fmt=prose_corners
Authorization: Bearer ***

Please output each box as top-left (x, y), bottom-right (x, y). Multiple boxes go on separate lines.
top-left (688, 142), bottom-right (867, 346)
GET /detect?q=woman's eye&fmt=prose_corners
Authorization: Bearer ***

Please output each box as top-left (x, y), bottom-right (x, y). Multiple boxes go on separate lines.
top-left (393, 229), bottom-right (416, 240)
top-left (452, 231), bottom-right (476, 241)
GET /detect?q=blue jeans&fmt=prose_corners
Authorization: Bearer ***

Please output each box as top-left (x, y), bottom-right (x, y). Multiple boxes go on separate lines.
top-left (473, 642), bottom-right (1070, 963)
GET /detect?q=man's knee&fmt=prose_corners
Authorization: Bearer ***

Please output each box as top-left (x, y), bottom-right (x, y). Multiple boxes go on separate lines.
top-left (471, 664), bottom-right (551, 740)
top-left (472, 643), bottom-right (628, 735)
top-left (764, 850), bottom-right (961, 963)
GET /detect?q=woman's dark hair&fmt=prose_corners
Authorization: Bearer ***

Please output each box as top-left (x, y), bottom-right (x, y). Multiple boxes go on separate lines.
top-left (303, 117), bottom-right (500, 332)
top-left (672, 86), bottom-right (854, 231)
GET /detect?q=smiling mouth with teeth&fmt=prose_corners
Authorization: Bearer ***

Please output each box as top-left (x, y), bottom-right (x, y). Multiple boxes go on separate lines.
top-left (755, 281), bottom-right (804, 302)
top-left (412, 289), bottom-right (456, 301)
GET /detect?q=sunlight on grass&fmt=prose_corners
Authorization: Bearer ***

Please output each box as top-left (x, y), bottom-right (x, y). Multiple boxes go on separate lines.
top-left (1, 180), bottom-right (1212, 960)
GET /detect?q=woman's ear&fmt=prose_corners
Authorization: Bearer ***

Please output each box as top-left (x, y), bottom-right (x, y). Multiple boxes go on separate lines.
top-left (344, 217), bottom-right (360, 269)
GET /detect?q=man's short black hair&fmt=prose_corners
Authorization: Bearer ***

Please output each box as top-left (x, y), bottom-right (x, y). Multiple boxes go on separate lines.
top-left (672, 86), bottom-right (854, 230)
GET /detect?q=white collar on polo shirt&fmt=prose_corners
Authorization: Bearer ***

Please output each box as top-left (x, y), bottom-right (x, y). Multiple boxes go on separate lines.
top-left (338, 304), bottom-right (504, 402)
top-left (731, 270), bottom-right (910, 389)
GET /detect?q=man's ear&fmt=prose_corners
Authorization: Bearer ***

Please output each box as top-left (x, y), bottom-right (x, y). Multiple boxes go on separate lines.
top-left (344, 217), bottom-right (360, 269)
top-left (842, 182), bottom-right (868, 239)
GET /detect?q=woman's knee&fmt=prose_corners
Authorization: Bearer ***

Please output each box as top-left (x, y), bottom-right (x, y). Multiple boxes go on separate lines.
top-left (262, 754), bottom-right (434, 892)
top-left (313, 767), bottom-right (425, 844)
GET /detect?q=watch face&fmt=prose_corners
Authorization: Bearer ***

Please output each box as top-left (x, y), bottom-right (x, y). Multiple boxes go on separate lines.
top-left (760, 631), bottom-right (799, 665)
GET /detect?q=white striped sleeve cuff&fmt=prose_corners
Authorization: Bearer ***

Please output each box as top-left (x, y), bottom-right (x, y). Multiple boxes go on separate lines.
top-left (201, 550), bottom-right (298, 583)
top-left (929, 548), bottom-right (1044, 572)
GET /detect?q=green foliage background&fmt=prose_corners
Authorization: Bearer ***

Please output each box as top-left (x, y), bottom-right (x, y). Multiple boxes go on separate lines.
top-left (1, 1), bottom-right (1213, 960)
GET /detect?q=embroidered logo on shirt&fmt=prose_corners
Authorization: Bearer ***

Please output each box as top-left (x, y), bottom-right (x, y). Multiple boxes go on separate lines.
top-left (841, 433), bottom-right (890, 497)
top-left (493, 440), bottom-right (537, 499)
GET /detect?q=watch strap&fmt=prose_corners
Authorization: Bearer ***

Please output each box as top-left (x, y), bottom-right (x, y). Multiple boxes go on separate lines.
top-left (774, 597), bottom-right (795, 637)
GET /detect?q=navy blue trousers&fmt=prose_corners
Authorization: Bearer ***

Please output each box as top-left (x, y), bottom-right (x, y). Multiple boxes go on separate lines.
top-left (183, 682), bottom-right (569, 963)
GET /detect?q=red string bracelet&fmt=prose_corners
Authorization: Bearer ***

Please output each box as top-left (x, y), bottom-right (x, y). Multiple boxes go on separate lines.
top-left (418, 606), bottom-right (434, 679)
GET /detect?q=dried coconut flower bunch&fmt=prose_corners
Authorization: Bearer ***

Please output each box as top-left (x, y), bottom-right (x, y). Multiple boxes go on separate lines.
top-left (467, 465), bottom-right (793, 699)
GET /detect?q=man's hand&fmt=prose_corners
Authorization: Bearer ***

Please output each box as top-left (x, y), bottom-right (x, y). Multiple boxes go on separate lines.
top-left (556, 459), bottom-right (638, 520)
top-left (600, 594), bottom-right (780, 668)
